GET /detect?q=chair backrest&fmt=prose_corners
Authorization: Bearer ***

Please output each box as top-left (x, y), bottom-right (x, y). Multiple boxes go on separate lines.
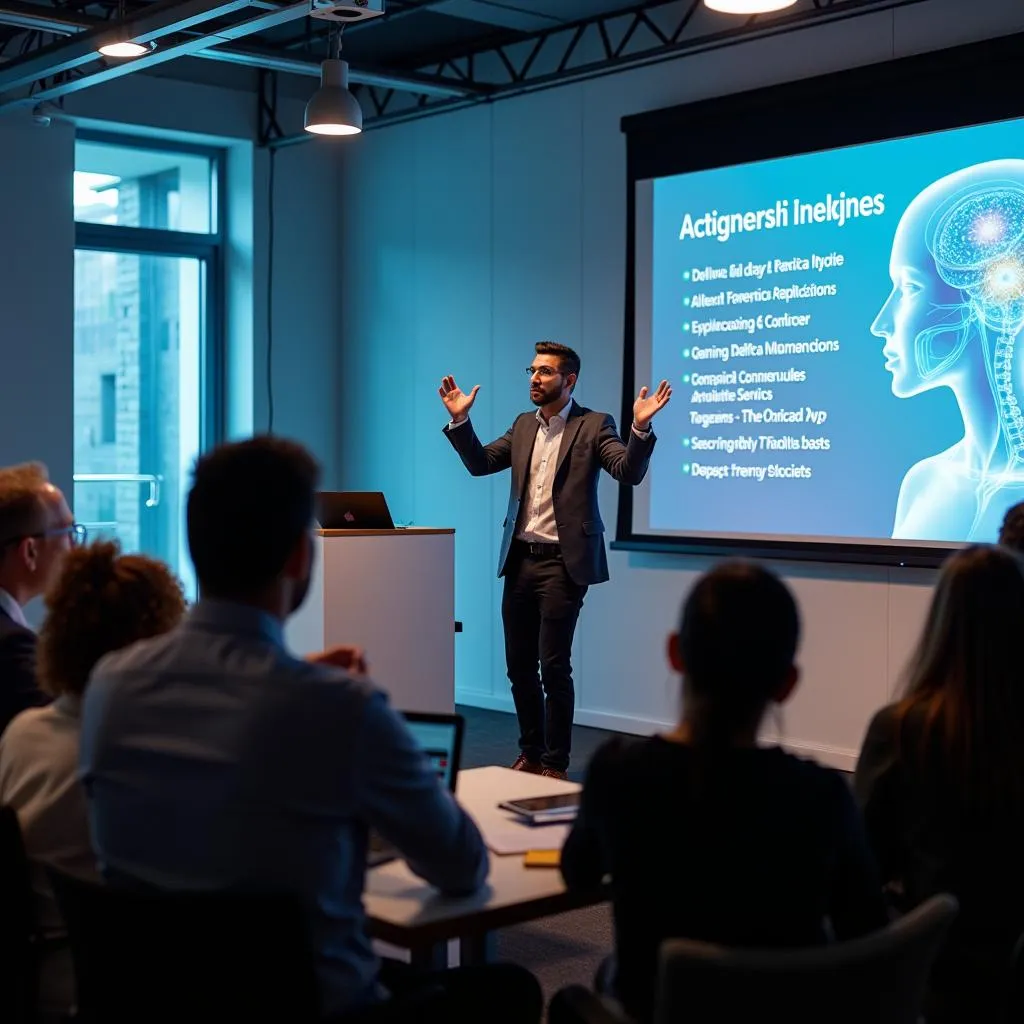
top-left (654, 894), bottom-right (959, 1024)
top-left (48, 868), bottom-right (321, 1024)
top-left (0, 805), bottom-right (38, 1024)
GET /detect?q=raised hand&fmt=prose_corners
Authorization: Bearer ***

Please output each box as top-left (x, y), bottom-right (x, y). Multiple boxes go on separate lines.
top-left (633, 380), bottom-right (672, 428)
top-left (438, 375), bottom-right (480, 422)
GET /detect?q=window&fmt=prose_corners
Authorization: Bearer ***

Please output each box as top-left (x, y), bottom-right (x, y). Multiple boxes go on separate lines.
top-left (74, 137), bottom-right (223, 597)
top-left (74, 141), bottom-right (215, 233)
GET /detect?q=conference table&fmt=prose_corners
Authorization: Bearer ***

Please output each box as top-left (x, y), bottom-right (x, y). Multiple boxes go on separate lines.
top-left (364, 766), bottom-right (608, 967)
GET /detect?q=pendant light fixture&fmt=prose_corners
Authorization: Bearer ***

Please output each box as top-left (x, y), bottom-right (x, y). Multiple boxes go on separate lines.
top-left (704, 0), bottom-right (797, 12)
top-left (304, 26), bottom-right (363, 137)
top-left (97, 0), bottom-right (155, 58)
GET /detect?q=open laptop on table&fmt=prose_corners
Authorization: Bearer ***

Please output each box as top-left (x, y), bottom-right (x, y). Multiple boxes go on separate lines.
top-left (316, 491), bottom-right (395, 531)
top-left (367, 711), bottom-right (464, 867)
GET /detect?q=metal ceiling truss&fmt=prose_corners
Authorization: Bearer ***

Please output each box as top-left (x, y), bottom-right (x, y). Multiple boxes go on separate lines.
top-left (0, 0), bottom-right (934, 132)
top-left (0, 0), bottom-right (482, 111)
top-left (342, 0), bottom-right (931, 131)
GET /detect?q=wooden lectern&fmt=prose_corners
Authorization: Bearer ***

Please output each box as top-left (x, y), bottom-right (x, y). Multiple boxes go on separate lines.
top-left (285, 528), bottom-right (455, 713)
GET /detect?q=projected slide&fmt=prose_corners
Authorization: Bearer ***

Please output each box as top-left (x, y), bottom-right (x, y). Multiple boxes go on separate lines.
top-left (634, 119), bottom-right (1024, 547)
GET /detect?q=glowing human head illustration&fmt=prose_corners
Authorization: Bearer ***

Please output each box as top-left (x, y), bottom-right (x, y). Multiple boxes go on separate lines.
top-left (872, 160), bottom-right (1024, 399)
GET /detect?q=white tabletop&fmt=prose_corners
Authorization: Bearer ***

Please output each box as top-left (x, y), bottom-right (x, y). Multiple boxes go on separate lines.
top-left (364, 766), bottom-right (604, 948)
top-left (458, 764), bottom-right (581, 854)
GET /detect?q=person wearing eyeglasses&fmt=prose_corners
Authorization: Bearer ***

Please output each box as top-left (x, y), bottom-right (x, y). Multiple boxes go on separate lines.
top-left (0, 462), bottom-right (84, 737)
top-left (440, 342), bottom-right (671, 778)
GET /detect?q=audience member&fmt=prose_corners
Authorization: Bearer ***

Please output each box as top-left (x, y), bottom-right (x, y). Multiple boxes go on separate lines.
top-left (557, 560), bottom-right (887, 1024)
top-left (78, 436), bottom-right (541, 1024)
top-left (998, 500), bottom-right (1024, 552)
top-left (0, 463), bottom-right (82, 735)
top-left (0, 540), bottom-right (185, 1021)
top-left (856, 544), bottom-right (1024, 1023)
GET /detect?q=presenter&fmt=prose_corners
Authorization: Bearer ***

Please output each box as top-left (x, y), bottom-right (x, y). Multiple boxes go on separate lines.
top-left (439, 342), bottom-right (671, 778)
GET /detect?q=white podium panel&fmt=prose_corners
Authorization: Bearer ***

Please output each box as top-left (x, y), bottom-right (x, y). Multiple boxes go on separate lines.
top-left (286, 529), bottom-right (455, 713)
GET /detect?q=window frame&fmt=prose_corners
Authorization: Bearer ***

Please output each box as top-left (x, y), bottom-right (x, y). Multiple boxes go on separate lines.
top-left (74, 129), bottom-right (226, 451)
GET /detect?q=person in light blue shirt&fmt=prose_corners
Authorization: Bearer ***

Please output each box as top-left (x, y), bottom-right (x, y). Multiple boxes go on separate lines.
top-left (79, 436), bottom-right (540, 1024)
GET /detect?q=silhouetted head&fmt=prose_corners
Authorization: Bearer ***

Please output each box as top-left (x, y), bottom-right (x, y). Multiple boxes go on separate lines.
top-left (998, 500), bottom-right (1024, 553)
top-left (187, 436), bottom-right (320, 618)
top-left (900, 543), bottom-right (1024, 810)
top-left (670, 560), bottom-right (801, 744)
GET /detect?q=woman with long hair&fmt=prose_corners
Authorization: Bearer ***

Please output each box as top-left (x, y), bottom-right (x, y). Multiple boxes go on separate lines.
top-left (855, 543), bottom-right (1024, 1022)
top-left (0, 540), bottom-right (185, 1022)
top-left (559, 560), bottom-right (887, 1024)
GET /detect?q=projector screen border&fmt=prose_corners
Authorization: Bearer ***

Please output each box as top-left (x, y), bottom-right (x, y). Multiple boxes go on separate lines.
top-left (617, 29), bottom-right (1024, 566)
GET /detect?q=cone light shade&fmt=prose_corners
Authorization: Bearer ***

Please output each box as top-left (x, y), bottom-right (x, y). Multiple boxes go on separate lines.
top-left (704, 0), bottom-right (797, 11)
top-left (304, 58), bottom-right (363, 136)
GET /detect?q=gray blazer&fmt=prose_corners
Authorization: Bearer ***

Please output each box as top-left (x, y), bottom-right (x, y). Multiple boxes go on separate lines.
top-left (443, 402), bottom-right (656, 586)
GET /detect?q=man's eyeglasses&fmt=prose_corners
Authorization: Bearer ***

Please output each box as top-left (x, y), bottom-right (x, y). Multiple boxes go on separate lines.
top-left (525, 366), bottom-right (561, 379)
top-left (0, 524), bottom-right (88, 549)
top-left (41, 524), bottom-right (88, 546)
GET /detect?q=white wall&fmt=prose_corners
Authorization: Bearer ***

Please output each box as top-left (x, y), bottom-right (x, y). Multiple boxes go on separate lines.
top-left (0, 117), bottom-right (76, 499)
top-left (337, 0), bottom-right (1024, 770)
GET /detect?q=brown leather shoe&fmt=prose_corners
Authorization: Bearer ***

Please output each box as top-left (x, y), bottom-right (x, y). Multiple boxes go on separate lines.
top-left (511, 753), bottom-right (543, 773)
top-left (540, 768), bottom-right (568, 781)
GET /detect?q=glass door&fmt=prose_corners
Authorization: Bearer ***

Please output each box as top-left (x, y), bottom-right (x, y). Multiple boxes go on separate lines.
top-left (73, 249), bottom-right (205, 596)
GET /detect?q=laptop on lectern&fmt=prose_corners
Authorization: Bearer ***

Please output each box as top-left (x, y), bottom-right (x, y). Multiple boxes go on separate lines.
top-left (315, 491), bottom-right (395, 530)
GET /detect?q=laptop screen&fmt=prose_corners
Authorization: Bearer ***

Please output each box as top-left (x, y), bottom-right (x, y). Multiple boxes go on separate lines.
top-left (402, 712), bottom-right (462, 792)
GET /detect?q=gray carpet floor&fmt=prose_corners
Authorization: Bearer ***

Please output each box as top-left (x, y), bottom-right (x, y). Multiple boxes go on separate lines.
top-left (457, 705), bottom-right (619, 1011)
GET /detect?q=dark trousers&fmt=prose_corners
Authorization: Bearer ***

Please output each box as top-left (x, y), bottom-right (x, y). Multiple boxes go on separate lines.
top-left (501, 545), bottom-right (587, 771)
top-left (342, 959), bottom-right (542, 1024)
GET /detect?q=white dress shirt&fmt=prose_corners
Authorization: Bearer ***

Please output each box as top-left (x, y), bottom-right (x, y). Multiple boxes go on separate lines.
top-left (517, 399), bottom-right (575, 543)
top-left (0, 586), bottom-right (28, 628)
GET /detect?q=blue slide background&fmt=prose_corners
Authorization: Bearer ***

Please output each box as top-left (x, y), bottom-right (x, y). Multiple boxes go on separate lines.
top-left (647, 116), bottom-right (1024, 541)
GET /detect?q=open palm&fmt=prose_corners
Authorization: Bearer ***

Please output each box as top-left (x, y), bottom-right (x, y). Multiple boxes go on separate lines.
top-left (634, 379), bottom-right (672, 427)
top-left (438, 375), bottom-right (480, 421)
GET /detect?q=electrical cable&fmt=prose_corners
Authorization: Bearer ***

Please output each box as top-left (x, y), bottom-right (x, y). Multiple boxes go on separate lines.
top-left (266, 145), bottom-right (276, 434)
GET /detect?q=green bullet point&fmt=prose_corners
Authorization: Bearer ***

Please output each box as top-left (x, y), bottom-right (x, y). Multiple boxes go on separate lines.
top-left (682, 324), bottom-right (690, 332)
top-left (683, 374), bottom-right (690, 383)
top-left (682, 438), bottom-right (690, 447)
top-left (683, 464), bottom-right (690, 474)
top-left (683, 348), bottom-right (690, 358)
top-left (683, 271), bottom-right (691, 281)
top-left (683, 297), bottom-right (690, 307)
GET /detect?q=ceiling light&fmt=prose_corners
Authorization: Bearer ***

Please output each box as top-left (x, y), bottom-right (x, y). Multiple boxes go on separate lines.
top-left (304, 28), bottom-right (362, 137)
top-left (704, 0), bottom-right (798, 12)
top-left (96, 0), bottom-right (155, 59)
top-left (98, 39), bottom-right (153, 58)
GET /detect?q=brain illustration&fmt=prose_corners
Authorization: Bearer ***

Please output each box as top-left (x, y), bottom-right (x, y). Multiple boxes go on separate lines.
top-left (929, 183), bottom-right (1024, 331)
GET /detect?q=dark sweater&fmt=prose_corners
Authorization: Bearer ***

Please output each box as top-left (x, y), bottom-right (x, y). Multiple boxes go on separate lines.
top-left (561, 736), bottom-right (887, 1024)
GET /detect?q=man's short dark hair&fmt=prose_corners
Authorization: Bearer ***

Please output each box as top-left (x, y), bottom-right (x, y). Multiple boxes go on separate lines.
top-left (1000, 501), bottom-right (1024, 553)
top-left (535, 341), bottom-right (580, 381)
top-left (0, 462), bottom-right (50, 547)
top-left (187, 436), bottom-right (320, 598)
